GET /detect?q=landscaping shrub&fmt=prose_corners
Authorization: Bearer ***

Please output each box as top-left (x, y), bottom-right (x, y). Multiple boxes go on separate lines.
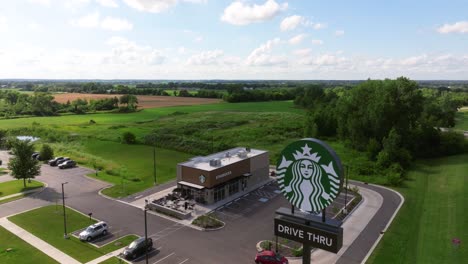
top-left (192, 215), bottom-right (223, 229)
top-left (121, 132), bottom-right (136, 144)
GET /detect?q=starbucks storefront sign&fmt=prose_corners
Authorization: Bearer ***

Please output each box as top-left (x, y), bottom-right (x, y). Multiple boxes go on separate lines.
top-left (275, 216), bottom-right (343, 253)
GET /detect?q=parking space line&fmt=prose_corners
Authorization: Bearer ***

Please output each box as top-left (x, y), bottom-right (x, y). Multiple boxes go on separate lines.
top-left (153, 252), bottom-right (175, 264)
top-left (178, 258), bottom-right (189, 264)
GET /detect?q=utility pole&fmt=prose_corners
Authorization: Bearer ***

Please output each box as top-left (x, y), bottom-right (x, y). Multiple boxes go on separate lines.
top-left (61, 182), bottom-right (69, 239)
top-left (144, 200), bottom-right (149, 264)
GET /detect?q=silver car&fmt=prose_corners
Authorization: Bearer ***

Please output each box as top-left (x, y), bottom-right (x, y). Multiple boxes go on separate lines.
top-left (79, 221), bottom-right (108, 241)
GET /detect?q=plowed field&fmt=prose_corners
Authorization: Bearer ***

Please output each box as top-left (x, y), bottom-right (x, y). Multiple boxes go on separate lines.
top-left (53, 93), bottom-right (221, 109)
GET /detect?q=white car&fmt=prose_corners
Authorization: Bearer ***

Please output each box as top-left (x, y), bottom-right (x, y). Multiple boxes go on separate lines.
top-left (79, 221), bottom-right (108, 241)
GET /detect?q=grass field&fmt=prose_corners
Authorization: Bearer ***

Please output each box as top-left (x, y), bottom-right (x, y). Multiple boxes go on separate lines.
top-left (82, 140), bottom-right (192, 197)
top-left (9, 205), bottom-right (137, 263)
top-left (98, 257), bottom-right (123, 264)
top-left (0, 180), bottom-right (43, 198)
top-left (368, 154), bottom-right (468, 264)
top-left (0, 226), bottom-right (58, 264)
top-left (454, 109), bottom-right (468, 131)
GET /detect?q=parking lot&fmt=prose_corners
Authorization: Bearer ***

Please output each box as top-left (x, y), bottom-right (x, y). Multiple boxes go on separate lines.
top-left (211, 181), bottom-right (356, 222)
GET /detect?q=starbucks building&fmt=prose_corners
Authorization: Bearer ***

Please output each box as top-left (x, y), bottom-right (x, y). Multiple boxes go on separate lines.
top-left (176, 147), bottom-right (269, 204)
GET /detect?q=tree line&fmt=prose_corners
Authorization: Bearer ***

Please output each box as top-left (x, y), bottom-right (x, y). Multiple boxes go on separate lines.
top-left (297, 77), bottom-right (468, 185)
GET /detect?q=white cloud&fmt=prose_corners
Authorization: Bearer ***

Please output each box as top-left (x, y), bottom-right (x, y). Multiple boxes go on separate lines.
top-left (313, 23), bottom-right (326, 30)
top-left (311, 39), bottom-right (323, 45)
top-left (221, 0), bottom-right (288, 26)
top-left (335, 30), bottom-right (345, 37)
top-left (96, 0), bottom-right (119, 8)
top-left (300, 54), bottom-right (348, 66)
top-left (104, 37), bottom-right (166, 65)
top-left (437, 21), bottom-right (468, 34)
top-left (292, 48), bottom-right (311, 56)
top-left (71, 13), bottom-right (133, 31)
top-left (194, 36), bottom-right (203, 43)
top-left (280, 15), bottom-right (305, 31)
top-left (123, 0), bottom-right (205, 13)
top-left (29, 0), bottom-right (51, 5)
top-left (288, 34), bottom-right (306, 45)
top-left (28, 22), bottom-right (43, 32)
top-left (187, 50), bottom-right (224, 65)
top-left (70, 12), bottom-right (100, 28)
top-left (246, 38), bottom-right (287, 66)
top-left (0, 17), bottom-right (7, 32)
top-left (101, 17), bottom-right (133, 31)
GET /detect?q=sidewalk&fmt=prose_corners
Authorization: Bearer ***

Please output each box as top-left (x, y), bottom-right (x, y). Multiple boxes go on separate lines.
top-left (85, 247), bottom-right (130, 264)
top-left (288, 185), bottom-right (383, 264)
top-left (0, 186), bottom-right (45, 202)
top-left (0, 217), bottom-right (81, 264)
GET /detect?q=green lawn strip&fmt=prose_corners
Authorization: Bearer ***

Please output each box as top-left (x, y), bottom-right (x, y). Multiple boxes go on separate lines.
top-left (453, 110), bottom-right (468, 131)
top-left (8, 205), bottom-right (137, 263)
top-left (0, 226), bottom-right (58, 264)
top-left (98, 256), bottom-right (124, 264)
top-left (0, 194), bottom-right (26, 205)
top-left (368, 154), bottom-right (468, 264)
top-left (0, 180), bottom-right (44, 198)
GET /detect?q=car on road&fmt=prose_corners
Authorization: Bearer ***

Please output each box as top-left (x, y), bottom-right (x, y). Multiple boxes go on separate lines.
top-left (48, 157), bottom-right (64, 166)
top-left (58, 160), bottom-right (76, 169)
top-left (255, 250), bottom-right (288, 264)
top-left (31, 152), bottom-right (40, 160)
top-left (122, 237), bottom-right (153, 260)
top-left (79, 221), bottom-right (109, 241)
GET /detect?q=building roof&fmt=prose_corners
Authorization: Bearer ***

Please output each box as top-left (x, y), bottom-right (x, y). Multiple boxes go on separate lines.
top-left (179, 147), bottom-right (267, 172)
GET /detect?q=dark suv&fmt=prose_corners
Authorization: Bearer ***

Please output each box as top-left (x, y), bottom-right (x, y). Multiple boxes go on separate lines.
top-left (122, 237), bottom-right (153, 260)
top-left (48, 157), bottom-right (64, 166)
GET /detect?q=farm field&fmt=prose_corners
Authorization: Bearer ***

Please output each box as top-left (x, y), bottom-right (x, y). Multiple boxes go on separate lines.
top-left (52, 93), bottom-right (221, 109)
top-left (368, 154), bottom-right (468, 264)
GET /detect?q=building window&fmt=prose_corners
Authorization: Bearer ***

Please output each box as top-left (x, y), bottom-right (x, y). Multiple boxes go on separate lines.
top-left (228, 181), bottom-right (239, 195)
top-left (214, 187), bottom-right (225, 203)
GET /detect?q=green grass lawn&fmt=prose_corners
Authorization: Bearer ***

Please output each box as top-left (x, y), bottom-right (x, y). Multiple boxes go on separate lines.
top-left (368, 154), bottom-right (468, 264)
top-left (82, 140), bottom-right (192, 197)
top-left (9, 205), bottom-right (138, 263)
top-left (0, 194), bottom-right (27, 205)
top-left (454, 110), bottom-right (468, 131)
top-left (0, 226), bottom-right (59, 264)
top-left (0, 180), bottom-right (43, 198)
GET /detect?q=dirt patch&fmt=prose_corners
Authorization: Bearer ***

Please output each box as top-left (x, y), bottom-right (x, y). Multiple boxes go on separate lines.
top-left (53, 93), bottom-right (222, 109)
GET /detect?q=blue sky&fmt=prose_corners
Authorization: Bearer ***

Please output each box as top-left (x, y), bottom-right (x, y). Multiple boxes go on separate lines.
top-left (0, 0), bottom-right (467, 79)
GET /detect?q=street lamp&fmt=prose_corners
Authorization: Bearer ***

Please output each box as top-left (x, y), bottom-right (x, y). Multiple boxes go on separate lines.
top-left (144, 199), bottom-right (149, 264)
top-left (61, 182), bottom-right (69, 239)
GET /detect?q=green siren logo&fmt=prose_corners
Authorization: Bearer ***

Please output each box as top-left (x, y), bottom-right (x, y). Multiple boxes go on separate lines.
top-left (276, 138), bottom-right (343, 213)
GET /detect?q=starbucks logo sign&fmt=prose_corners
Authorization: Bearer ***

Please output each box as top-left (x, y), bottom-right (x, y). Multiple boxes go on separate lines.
top-left (276, 138), bottom-right (343, 213)
top-left (199, 174), bottom-right (206, 184)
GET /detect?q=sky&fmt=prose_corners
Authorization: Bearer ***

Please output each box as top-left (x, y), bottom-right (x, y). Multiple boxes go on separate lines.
top-left (0, 0), bottom-right (467, 80)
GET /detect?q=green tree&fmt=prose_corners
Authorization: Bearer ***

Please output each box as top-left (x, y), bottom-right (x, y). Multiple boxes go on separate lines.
top-left (39, 144), bottom-right (54, 162)
top-left (8, 140), bottom-right (41, 187)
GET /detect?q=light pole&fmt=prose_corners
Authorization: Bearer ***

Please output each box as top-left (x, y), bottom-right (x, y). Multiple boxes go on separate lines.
top-left (344, 165), bottom-right (349, 214)
top-left (144, 199), bottom-right (149, 264)
top-left (61, 182), bottom-right (69, 239)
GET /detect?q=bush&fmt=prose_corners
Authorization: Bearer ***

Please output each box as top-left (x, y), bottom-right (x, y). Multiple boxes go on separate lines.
top-left (292, 246), bottom-right (303, 257)
top-left (260, 241), bottom-right (272, 251)
top-left (121, 132), bottom-right (136, 144)
top-left (39, 144), bottom-right (54, 161)
top-left (192, 215), bottom-right (223, 229)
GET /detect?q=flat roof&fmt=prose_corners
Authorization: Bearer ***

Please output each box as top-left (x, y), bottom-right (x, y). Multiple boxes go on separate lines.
top-left (179, 147), bottom-right (267, 172)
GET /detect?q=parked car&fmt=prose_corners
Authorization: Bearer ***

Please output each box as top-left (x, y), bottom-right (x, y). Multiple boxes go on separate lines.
top-left (59, 160), bottom-right (76, 169)
top-left (31, 152), bottom-right (40, 160)
top-left (255, 250), bottom-right (288, 264)
top-left (48, 157), bottom-right (64, 166)
top-left (79, 221), bottom-right (108, 241)
top-left (122, 237), bottom-right (153, 260)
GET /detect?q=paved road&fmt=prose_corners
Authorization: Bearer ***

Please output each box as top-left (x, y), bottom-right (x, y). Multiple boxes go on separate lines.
top-left (0, 157), bottom-right (403, 264)
top-left (336, 181), bottom-right (402, 264)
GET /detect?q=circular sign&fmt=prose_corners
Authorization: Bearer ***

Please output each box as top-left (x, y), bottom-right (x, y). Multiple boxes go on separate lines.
top-left (199, 174), bottom-right (206, 184)
top-left (276, 138), bottom-right (343, 213)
